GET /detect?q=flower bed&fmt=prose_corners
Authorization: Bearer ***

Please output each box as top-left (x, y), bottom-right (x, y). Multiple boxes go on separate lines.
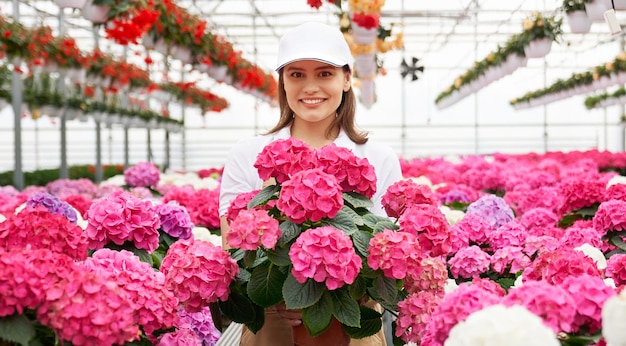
top-left (3, 149), bottom-right (626, 345)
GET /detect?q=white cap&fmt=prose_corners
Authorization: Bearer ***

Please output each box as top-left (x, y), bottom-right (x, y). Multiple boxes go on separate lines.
top-left (275, 22), bottom-right (353, 71)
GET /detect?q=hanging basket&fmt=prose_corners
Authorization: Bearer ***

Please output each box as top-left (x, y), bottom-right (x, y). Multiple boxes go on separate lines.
top-left (142, 32), bottom-right (157, 50)
top-left (524, 38), bottom-right (553, 59)
top-left (171, 45), bottom-right (193, 65)
top-left (81, 0), bottom-right (110, 24)
top-left (292, 318), bottom-right (349, 346)
top-left (207, 65), bottom-right (229, 82)
top-left (585, 0), bottom-right (611, 22)
top-left (55, 0), bottom-right (87, 9)
top-left (567, 11), bottom-right (592, 34)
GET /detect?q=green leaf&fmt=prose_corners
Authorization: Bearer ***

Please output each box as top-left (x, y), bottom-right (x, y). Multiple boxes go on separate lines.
top-left (329, 288), bottom-right (361, 328)
top-left (343, 192), bottom-right (374, 209)
top-left (266, 246), bottom-right (291, 267)
top-left (611, 235), bottom-right (626, 252)
top-left (320, 207), bottom-right (359, 235)
top-left (248, 263), bottom-right (288, 308)
top-left (301, 292), bottom-right (334, 337)
top-left (348, 276), bottom-right (368, 301)
top-left (558, 213), bottom-right (581, 229)
top-left (351, 230), bottom-right (372, 257)
top-left (277, 220), bottom-right (301, 247)
top-left (342, 305), bottom-right (382, 339)
top-left (283, 273), bottom-right (325, 309)
top-left (130, 247), bottom-right (153, 267)
top-left (218, 290), bottom-right (265, 333)
top-left (368, 277), bottom-right (399, 311)
top-left (495, 278), bottom-right (516, 291)
top-left (362, 213), bottom-right (398, 232)
top-left (159, 232), bottom-right (177, 247)
top-left (0, 314), bottom-right (35, 346)
top-left (248, 184), bottom-right (280, 209)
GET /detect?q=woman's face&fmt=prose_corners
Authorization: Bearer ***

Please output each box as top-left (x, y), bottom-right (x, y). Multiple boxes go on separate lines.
top-left (282, 60), bottom-right (351, 126)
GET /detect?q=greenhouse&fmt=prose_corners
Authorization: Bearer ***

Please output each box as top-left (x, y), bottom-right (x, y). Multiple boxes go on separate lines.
top-left (2, 0), bottom-right (626, 345)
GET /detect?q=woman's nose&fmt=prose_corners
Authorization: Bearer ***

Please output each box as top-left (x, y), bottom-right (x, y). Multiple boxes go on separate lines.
top-left (302, 79), bottom-right (319, 93)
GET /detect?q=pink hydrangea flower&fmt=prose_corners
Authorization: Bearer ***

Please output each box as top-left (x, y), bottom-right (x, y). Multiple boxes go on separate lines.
top-left (45, 178), bottom-right (98, 199)
top-left (502, 280), bottom-right (577, 333)
top-left (37, 265), bottom-right (140, 346)
top-left (424, 283), bottom-right (502, 345)
top-left (395, 291), bottom-right (442, 343)
top-left (157, 327), bottom-right (202, 346)
top-left (125, 161), bottom-right (161, 188)
top-left (515, 186), bottom-right (563, 216)
top-left (403, 257), bottom-right (448, 296)
top-left (399, 204), bottom-right (452, 257)
top-left (490, 246), bottom-right (531, 275)
top-left (559, 274), bottom-right (616, 333)
top-left (436, 183), bottom-right (480, 205)
top-left (522, 248), bottom-right (602, 285)
top-left (466, 194), bottom-right (515, 230)
top-left (368, 229), bottom-right (422, 279)
top-left (605, 254), bottom-right (626, 286)
top-left (81, 248), bottom-right (180, 335)
top-left (225, 189), bottom-right (260, 223)
top-left (451, 213), bottom-right (493, 246)
top-left (62, 194), bottom-right (93, 219)
top-left (315, 144), bottom-right (377, 198)
top-left (559, 224), bottom-right (602, 249)
top-left (381, 179), bottom-right (436, 218)
top-left (448, 245), bottom-right (491, 279)
top-left (524, 235), bottom-right (560, 257)
top-left (558, 180), bottom-right (605, 216)
top-left (289, 226), bottom-right (362, 290)
top-left (277, 168), bottom-right (343, 223)
top-left (0, 191), bottom-right (28, 217)
top-left (254, 138), bottom-right (317, 183)
top-left (156, 201), bottom-right (194, 239)
top-left (0, 247), bottom-right (74, 317)
top-left (163, 186), bottom-right (220, 229)
top-left (519, 207), bottom-right (558, 232)
top-left (227, 209), bottom-right (281, 250)
top-left (604, 183), bottom-right (626, 202)
top-left (85, 190), bottom-right (160, 252)
top-left (593, 199), bottom-right (626, 237)
top-left (487, 220), bottom-right (528, 250)
top-left (161, 239), bottom-right (239, 310)
top-left (0, 206), bottom-right (88, 260)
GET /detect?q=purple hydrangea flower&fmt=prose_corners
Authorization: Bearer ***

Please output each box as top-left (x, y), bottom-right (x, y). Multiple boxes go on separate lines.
top-left (178, 306), bottom-right (221, 346)
top-left (124, 161), bottom-right (161, 188)
top-left (156, 201), bottom-right (194, 239)
top-left (440, 190), bottom-right (471, 205)
top-left (26, 192), bottom-right (78, 224)
top-left (466, 194), bottom-right (514, 229)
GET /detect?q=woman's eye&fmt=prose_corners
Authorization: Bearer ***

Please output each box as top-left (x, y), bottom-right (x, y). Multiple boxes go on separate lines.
top-left (291, 72), bottom-right (304, 78)
top-left (320, 71), bottom-right (332, 77)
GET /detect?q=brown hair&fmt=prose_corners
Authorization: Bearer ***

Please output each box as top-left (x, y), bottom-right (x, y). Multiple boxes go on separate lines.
top-left (265, 65), bottom-right (369, 144)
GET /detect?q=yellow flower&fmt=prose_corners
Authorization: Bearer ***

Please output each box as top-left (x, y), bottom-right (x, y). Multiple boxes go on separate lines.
top-left (454, 78), bottom-right (462, 88)
top-left (523, 19), bottom-right (533, 30)
top-left (353, 78), bottom-right (362, 88)
top-left (487, 53), bottom-right (494, 62)
top-left (340, 13), bottom-right (351, 29)
top-left (606, 62), bottom-right (615, 71)
top-left (617, 52), bottom-right (626, 60)
top-left (536, 19), bottom-right (544, 27)
top-left (593, 71), bottom-right (600, 80)
top-left (31, 108), bottom-right (42, 120)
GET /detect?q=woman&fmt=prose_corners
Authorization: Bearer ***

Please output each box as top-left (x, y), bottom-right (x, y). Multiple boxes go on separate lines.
top-left (219, 21), bottom-right (402, 346)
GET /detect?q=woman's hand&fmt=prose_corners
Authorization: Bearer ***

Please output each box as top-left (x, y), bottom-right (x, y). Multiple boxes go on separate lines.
top-left (273, 302), bottom-right (302, 327)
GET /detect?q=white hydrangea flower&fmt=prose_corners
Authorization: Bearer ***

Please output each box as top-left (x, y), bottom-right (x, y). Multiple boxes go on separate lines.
top-left (513, 274), bottom-right (524, 288)
top-left (99, 174), bottom-right (126, 186)
top-left (603, 294), bottom-right (626, 346)
top-left (439, 205), bottom-right (465, 226)
top-left (192, 226), bottom-right (222, 247)
top-left (575, 243), bottom-right (607, 270)
top-left (0, 214), bottom-right (5, 223)
top-left (605, 278), bottom-right (617, 289)
top-left (445, 304), bottom-right (560, 346)
top-left (160, 171), bottom-right (220, 190)
top-left (607, 175), bottom-right (626, 188)
top-left (408, 176), bottom-right (434, 188)
top-left (443, 155), bottom-right (463, 164)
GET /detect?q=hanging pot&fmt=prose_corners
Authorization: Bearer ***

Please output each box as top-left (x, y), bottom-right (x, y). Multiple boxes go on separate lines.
top-left (524, 38), bottom-right (553, 59)
top-left (585, 0), bottom-right (611, 22)
top-left (55, 0), bottom-right (86, 9)
top-left (142, 32), bottom-right (157, 50)
top-left (354, 53), bottom-right (376, 78)
top-left (207, 65), bottom-right (229, 82)
top-left (567, 11), bottom-right (592, 34)
top-left (292, 318), bottom-right (350, 346)
top-left (81, 0), bottom-right (110, 24)
top-left (351, 24), bottom-right (377, 45)
top-left (171, 45), bottom-right (193, 65)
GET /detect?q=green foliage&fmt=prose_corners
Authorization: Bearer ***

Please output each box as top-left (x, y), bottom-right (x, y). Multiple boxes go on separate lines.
top-left (0, 164), bottom-right (125, 188)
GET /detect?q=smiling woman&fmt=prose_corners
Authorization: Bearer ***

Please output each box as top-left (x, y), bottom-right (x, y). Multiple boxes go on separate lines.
top-left (218, 21), bottom-right (403, 346)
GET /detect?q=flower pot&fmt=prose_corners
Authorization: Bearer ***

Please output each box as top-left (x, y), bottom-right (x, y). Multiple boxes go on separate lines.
top-left (81, 0), bottom-right (110, 24)
top-left (354, 53), bottom-right (376, 78)
top-left (358, 80), bottom-right (375, 109)
top-left (154, 39), bottom-right (169, 55)
top-left (524, 38), bottom-right (553, 59)
top-left (64, 108), bottom-right (80, 121)
top-left (207, 65), bottom-right (229, 82)
top-left (142, 32), bottom-right (157, 50)
top-left (55, 0), bottom-right (86, 8)
top-left (586, 0), bottom-right (611, 22)
top-left (567, 11), bottom-right (592, 34)
top-left (292, 318), bottom-right (349, 346)
top-left (351, 24), bottom-right (377, 45)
